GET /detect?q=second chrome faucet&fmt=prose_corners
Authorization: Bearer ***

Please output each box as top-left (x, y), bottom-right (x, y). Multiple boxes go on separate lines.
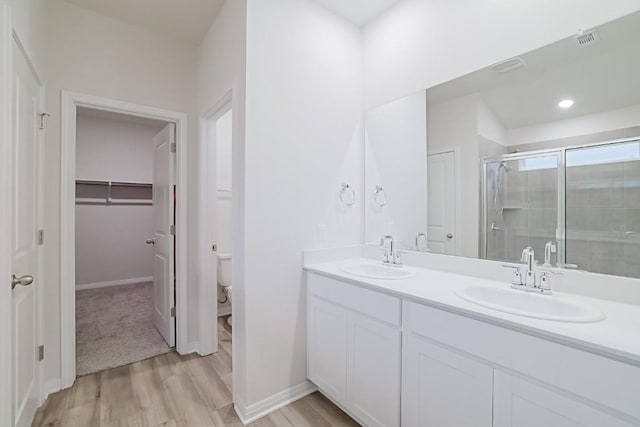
top-left (381, 235), bottom-right (403, 267)
top-left (504, 246), bottom-right (553, 295)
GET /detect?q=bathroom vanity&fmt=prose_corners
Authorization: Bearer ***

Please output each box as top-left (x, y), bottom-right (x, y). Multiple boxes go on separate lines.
top-left (304, 259), bottom-right (640, 427)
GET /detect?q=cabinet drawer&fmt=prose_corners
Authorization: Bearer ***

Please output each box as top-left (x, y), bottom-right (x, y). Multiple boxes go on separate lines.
top-left (308, 273), bottom-right (401, 326)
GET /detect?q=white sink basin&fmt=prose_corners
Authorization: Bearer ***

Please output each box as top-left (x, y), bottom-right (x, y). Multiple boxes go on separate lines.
top-left (456, 286), bottom-right (605, 323)
top-left (341, 262), bottom-right (416, 280)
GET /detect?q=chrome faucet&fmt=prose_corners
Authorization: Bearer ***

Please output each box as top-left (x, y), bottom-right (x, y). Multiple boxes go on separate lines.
top-left (521, 246), bottom-right (536, 287)
top-left (543, 241), bottom-right (557, 268)
top-left (381, 235), bottom-right (403, 267)
top-left (502, 246), bottom-right (552, 295)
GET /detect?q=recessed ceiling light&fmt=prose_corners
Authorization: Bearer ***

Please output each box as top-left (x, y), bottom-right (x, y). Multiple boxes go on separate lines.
top-left (558, 99), bottom-right (575, 109)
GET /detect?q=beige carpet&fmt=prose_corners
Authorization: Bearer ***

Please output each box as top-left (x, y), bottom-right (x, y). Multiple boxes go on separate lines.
top-left (76, 282), bottom-right (173, 376)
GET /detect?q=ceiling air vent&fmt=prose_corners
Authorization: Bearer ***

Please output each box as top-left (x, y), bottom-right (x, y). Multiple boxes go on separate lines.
top-left (575, 30), bottom-right (599, 46)
top-left (491, 57), bottom-right (526, 74)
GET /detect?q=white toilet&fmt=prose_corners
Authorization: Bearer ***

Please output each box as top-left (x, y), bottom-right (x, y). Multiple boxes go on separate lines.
top-left (217, 253), bottom-right (232, 326)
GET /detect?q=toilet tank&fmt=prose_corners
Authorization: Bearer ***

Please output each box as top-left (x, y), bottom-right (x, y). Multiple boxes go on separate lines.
top-left (217, 253), bottom-right (232, 287)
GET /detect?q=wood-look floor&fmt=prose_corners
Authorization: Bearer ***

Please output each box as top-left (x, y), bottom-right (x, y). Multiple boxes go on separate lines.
top-left (33, 317), bottom-right (359, 427)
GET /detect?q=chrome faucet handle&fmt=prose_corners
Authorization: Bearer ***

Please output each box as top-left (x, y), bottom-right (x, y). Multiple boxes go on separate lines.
top-left (538, 272), bottom-right (552, 294)
top-left (502, 265), bottom-right (523, 286)
top-left (393, 251), bottom-right (404, 266)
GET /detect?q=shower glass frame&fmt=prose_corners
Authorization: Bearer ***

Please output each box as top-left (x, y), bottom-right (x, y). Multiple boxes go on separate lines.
top-left (480, 149), bottom-right (565, 265)
top-left (480, 135), bottom-right (640, 270)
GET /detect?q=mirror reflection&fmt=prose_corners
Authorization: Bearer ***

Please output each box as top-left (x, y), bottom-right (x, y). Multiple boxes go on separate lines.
top-left (365, 11), bottom-right (640, 279)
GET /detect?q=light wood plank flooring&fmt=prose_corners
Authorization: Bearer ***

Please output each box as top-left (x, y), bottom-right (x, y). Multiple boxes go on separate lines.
top-left (33, 317), bottom-right (359, 426)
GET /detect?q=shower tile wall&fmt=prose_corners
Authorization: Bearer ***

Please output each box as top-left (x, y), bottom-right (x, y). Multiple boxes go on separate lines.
top-left (566, 159), bottom-right (640, 278)
top-left (487, 163), bottom-right (558, 263)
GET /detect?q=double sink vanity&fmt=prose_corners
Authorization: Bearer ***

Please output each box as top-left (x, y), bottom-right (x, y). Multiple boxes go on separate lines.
top-left (304, 11), bottom-right (640, 427)
top-left (304, 254), bottom-right (640, 426)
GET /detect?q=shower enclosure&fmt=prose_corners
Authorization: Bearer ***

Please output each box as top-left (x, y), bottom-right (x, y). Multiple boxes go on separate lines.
top-left (482, 151), bottom-right (562, 265)
top-left (481, 137), bottom-right (640, 278)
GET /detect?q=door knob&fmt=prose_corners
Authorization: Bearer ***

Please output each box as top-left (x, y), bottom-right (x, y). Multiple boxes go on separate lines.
top-left (446, 233), bottom-right (454, 239)
top-left (11, 274), bottom-right (34, 290)
top-left (146, 238), bottom-right (156, 245)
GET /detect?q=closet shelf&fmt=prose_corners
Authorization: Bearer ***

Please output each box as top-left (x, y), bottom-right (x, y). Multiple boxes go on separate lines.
top-left (76, 180), bottom-right (153, 205)
top-left (76, 179), bottom-right (152, 188)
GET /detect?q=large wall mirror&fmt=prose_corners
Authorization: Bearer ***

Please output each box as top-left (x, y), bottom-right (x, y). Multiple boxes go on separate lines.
top-left (364, 11), bottom-right (640, 279)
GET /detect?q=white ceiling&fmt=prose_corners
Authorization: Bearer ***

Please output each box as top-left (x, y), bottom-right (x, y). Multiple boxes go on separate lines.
top-left (63, 0), bottom-right (225, 44)
top-left (313, 0), bottom-right (403, 26)
top-left (427, 11), bottom-right (640, 130)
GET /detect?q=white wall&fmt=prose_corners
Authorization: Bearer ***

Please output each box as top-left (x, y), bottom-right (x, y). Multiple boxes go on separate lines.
top-left (365, 91), bottom-right (428, 249)
top-left (363, 0), bottom-right (640, 108)
top-left (243, 0), bottom-right (362, 406)
top-left (41, 0), bottom-right (199, 385)
top-left (75, 113), bottom-right (163, 287)
top-left (8, 0), bottom-right (45, 73)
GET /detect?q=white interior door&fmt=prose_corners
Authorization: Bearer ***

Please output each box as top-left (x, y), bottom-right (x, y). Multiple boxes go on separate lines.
top-left (152, 123), bottom-right (176, 347)
top-left (11, 40), bottom-right (42, 427)
top-left (427, 151), bottom-right (457, 255)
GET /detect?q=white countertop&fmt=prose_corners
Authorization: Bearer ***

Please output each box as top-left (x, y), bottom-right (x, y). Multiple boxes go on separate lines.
top-left (304, 258), bottom-right (640, 366)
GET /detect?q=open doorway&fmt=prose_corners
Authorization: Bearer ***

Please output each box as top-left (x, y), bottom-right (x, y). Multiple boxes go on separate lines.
top-left (74, 108), bottom-right (175, 375)
top-left (199, 94), bottom-right (234, 385)
top-left (59, 92), bottom-right (189, 388)
top-left (212, 107), bottom-right (233, 354)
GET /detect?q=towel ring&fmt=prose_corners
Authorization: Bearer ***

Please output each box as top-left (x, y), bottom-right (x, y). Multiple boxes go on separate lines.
top-left (340, 183), bottom-right (356, 206)
top-left (374, 186), bottom-right (387, 207)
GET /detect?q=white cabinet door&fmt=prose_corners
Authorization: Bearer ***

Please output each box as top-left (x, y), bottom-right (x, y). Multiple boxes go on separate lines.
top-left (403, 335), bottom-right (493, 427)
top-left (308, 297), bottom-right (348, 404)
top-left (494, 371), bottom-right (636, 427)
top-left (348, 313), bottom-right (401, 427)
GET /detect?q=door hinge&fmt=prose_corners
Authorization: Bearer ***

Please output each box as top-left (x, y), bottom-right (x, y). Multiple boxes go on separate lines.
top-left (39, 113), bottom-right (51, 130)
top-left (170, 225), bottom-right (175, 235)
top-left (38, 345), bottom-right (44, 361)
top-left (37, 230), bottom-right (44, 245)
top-left (170, 143), bottom-right (176, 153)
top-left (170, 307), bottom-right (176, 317)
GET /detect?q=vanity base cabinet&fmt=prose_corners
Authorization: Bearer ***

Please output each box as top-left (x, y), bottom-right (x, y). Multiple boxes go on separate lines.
top-left (307, 272), bottom-right (640, 427)
top-left (493, 371), bottom-right (636, 427)
top-left (307, 273), bottom-right (401, 427)
top-left (402, 334), bottom-right (493, 427)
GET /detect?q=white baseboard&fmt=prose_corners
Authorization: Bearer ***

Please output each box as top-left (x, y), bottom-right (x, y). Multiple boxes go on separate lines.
top-left (42, 379), bottom-right (61, 403)
top-left (76, 276), bottom-right (153, 291)
top-left (234, 380), bottom-right (317, 425)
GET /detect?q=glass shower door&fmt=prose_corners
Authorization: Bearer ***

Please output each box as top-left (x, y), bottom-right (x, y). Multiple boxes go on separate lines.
top-left (565, 140), bottom-right (640, 277)
top-left (484, 153), bottom-right (560, 264)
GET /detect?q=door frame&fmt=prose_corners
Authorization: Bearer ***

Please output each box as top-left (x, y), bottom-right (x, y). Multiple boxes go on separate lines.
top-left (198, 91), bottom-right (233, 355)
top-left (59, 91), bottom-right (188, 388)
